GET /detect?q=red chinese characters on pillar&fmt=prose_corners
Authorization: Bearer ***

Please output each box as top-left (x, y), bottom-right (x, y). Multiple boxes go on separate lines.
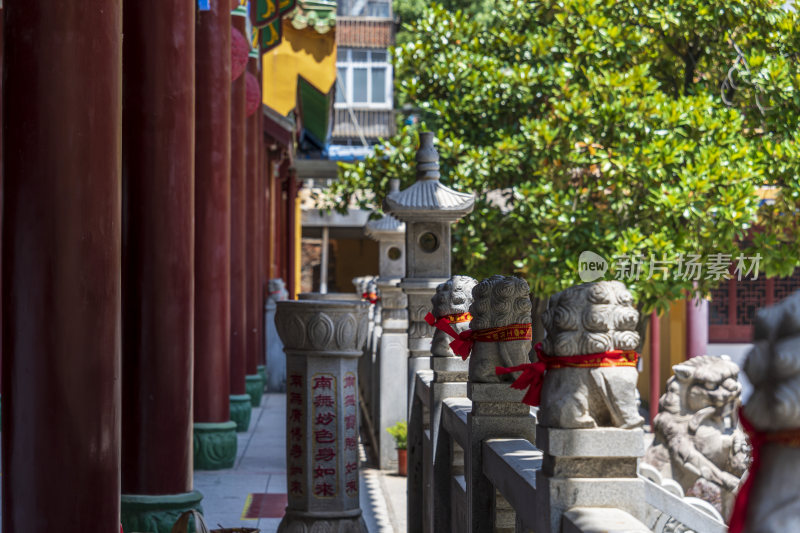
top-left (287, 373), bottom-right (305, 497)
top-left (312, 373), bottom-right (338, 499)
top-left (343, 371), bottom-right (359, 498)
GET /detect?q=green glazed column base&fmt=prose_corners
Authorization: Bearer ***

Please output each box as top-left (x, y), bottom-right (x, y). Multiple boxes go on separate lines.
top-left (194, 421), bottom-right (237, 470)
top-left (257, 365), bottom-right (267, 389)
top-left (230, 394), bottom-right (252, 432)
top-left (245, 374), bottom-right (264, 408)
top-left (121, 490), bottom-right (204, 533)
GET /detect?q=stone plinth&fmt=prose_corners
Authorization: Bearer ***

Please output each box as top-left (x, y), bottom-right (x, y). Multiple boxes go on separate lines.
top-left (466, 383), bottom-right (537, 533)
top-left (533, 427), bottom-right (646, 533)
top-left (265, 278), bottom-right (288, 392)
top-left (275, 300), bottom-right (370, 533)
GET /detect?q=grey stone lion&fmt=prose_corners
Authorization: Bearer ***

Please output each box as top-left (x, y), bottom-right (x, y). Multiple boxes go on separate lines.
top-left (643, 355), bottom-right (747, 518)
top-left (468, 275), bottom-right (532, 382)
top-left (538, 281), bottom-right (644, 429)
top-left (738, 290), bottom-right (800, 533)
top-left (430, 275), bottom-right (478, 358)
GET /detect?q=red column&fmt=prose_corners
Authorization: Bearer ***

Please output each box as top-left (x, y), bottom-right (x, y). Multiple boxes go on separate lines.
top-left (2, 2), bottom-right (122, 531)
top-left (245, 56), bottom-right (263, 407)
top-left (686, 296), bottom-right (708, 359)
top-left (0, 5), bottom-right (4, 402)
top-left (277, 164), bottom-right (289, 288)
top-left (229, 8), bottom-right (251, 430)
top-left (120, 0), bottom-right (201, 525)
top-left (194, 0), bottom-right (238, 468)
top-left (649, 311), bottom-right (661, 425)
top-left (258, 107), bottom-right (268, 372)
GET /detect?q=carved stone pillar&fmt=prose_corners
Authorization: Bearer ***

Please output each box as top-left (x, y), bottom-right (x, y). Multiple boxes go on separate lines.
top-left (734, 291), bottom-right (800, 532)
top-left (383, 132), bottom-right (474, 410)
top-left (464, 276), bottom-right (536, 533)
top-left (365, 211), bottom-right (408, 470)
top-left (533, 281), bottom-right (646, 533)
top-left (275, 300), bottom-right (370, 533)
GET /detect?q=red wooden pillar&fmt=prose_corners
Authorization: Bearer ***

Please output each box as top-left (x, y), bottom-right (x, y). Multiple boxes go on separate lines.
top-left (120, 1), bottom-right (201, 527)
top-left (245, 53), bottom-right (264, 408)
top-left (277, 162), bottom-right (290, 290)
top-left (229, 5), bottom-right (252, 431)
top-left (686, 295), bottom-right (708, 359)
top-left (257, 102), bottom-right (268, 375)
top-left (2, 2), bottom-right (122, 531)
top-left (649, 311), bottom-right (660, 425)
top-left (194, 0), bottom-right (238, 469)
top-left (0, 5), bottom-right (4, 410)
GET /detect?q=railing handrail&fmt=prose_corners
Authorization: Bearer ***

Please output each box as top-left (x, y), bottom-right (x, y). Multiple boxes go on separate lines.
top-left (642, 476), bottom-right (728, 533)
top-left (482, 438), bottom-right (542, 530)
top-left (441, 398), bottom-right (470, 450)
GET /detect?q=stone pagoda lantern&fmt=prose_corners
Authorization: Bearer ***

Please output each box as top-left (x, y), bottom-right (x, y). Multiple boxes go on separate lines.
top-left (365, 197), bottom-right (408, 469)
top-left (383, 132), bottom-right (474, 405)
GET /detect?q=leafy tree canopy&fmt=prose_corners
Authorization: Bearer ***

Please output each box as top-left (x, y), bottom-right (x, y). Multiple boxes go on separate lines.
top-left (322, 0), bottom-right (800, 313)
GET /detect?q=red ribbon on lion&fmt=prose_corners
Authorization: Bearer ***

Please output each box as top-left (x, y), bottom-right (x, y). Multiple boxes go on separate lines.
top-left (728, 408), bottom-right (800, 533)
top-left (362, 292), bottom-right (380, 304)
top-left (495, 343), bottom-right (639, 407)
top-left (424, 312), bottom-right (531, 360)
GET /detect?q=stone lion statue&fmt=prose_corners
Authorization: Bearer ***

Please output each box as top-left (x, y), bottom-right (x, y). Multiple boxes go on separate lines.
top-left (468, 275), bottom-right (531, 382)
top-left (735, 290), bottom-right (800, 532)
top-left (643, 355), bottom-right (748, 518)
top-left (268, 278), bottom-right (289, 301)
top-left (430, 275), bottom-right (478, 358)
top-left (538, 281), bottom-right (644, 429)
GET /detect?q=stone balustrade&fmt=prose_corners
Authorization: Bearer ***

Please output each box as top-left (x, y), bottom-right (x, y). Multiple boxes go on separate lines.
top-left (410, 369), bottom-right (729, 533)
top-left (406, 278), bottom-right (731, 533)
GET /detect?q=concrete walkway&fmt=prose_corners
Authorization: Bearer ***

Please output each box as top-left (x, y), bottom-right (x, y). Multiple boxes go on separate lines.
top-left (195, 392), bottom-right (407, 532)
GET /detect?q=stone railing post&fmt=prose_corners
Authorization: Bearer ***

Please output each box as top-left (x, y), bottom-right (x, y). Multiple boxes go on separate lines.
top-left (275, 299), bottom-right (370, 532)
top-left (383, 131), bottom-right (474, 410)
top-left (264, 278), bottom-right (289, 392)
top-left (424, 275), bottom-right (478, 531)
top-left (465, 275), bottom-right (537, 533)
top-left (734, 290), bottom-right (800, 532)
top-left (533, 281), bottom-right (646, 533)
top-left (366, 208), bottom-right (409, 470)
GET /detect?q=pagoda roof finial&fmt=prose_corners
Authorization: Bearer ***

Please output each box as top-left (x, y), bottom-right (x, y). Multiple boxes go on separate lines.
top-left (383, 131), bottom-right (474, 222)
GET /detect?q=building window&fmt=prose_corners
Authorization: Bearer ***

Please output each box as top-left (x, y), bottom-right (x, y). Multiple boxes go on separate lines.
top-left (337, 0), bottom-right (391, 17)
top-left (335, 48), bottom-right (392, 109)
top-left (709, 269), bottom-right (800, 342)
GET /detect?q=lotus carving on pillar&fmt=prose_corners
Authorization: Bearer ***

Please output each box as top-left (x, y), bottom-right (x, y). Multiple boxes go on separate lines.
top-left (275, 301), bottom-right (370, 353)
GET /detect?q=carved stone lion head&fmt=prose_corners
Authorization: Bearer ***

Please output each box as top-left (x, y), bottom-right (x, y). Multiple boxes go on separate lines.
top-left (541, 280), bottom-right (639, 356)
top-left (431, 275), bottom-right (477, 317)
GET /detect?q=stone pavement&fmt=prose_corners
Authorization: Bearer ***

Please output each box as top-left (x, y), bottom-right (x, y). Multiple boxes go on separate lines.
top-left (195, 392), bottom-right (408, 533)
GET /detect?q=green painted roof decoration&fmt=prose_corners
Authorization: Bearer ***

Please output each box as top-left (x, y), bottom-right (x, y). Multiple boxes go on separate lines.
top-left (253, 0), bottom-right (279, 26)
top-left (249, 0), bottom-right (295, 54)
top-left (279, 0), bottom-right (298, 15)
top-left (231, 4), bottom-right (248, 17)
top-left (288, 0), bottom-right (336, 34)
top-left (297, 77), bottom-right (332, 148)
top-left (260, 17), bottom-right (283, 52)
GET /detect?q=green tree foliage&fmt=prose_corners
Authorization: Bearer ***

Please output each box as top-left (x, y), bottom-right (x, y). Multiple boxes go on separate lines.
top-left (323, 0), bottom-right (800, 312)
top-left (393, 0), bottom-right (495, 44)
